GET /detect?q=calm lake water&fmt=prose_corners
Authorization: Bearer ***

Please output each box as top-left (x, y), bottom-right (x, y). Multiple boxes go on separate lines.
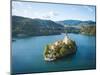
top-left (12, 34), bottom-right (96, 74)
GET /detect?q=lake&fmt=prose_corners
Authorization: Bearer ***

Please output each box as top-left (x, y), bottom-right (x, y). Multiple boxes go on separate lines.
top-left (11, 34), bottom-right (96, 74)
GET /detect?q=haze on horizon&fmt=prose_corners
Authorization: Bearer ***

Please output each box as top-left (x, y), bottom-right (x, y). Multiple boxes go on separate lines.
top-left (12, 1), bottom-right (96, 22)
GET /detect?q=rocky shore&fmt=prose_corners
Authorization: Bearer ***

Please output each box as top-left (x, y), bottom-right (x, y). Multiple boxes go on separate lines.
top-left (44, 35), bottom-right (77, 61)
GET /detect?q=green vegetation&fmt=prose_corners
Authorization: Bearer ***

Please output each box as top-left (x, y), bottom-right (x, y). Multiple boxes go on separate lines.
top-left (64, 25), bottom-right (96, 36)
top-left (64, 26), bottom-right (80, 34)
top-left (80, 25), bottom-right (96, 36)
top-left (44, 38), bottom-right (77, 61)
top-left (12, 16), bottom-right (96, 38)
top-left (12, 16), bottom-right (64, 37)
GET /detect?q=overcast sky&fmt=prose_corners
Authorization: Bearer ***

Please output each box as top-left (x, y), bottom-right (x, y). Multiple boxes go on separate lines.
top-left (12, 1), bottom-right (96, 21)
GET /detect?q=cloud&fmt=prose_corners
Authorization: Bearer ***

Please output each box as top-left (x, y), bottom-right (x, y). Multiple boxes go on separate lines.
top-left (42, 11), bottom-right (59, 19)
top-left (87, 6), bottom-right (95, 13)
top-left (83, 6), bottom-right (95, 13)
top-left (49, 11), bottom-right (58, 17)
top-left (42, 15), bottom-right (51, 19)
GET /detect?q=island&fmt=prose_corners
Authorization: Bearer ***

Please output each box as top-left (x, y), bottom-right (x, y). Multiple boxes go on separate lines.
top-left (44, 34), bottom-right (77, 61)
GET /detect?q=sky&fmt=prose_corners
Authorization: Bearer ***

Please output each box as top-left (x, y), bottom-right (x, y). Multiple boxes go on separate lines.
top-left (12, 1), bottom-right (96, 21)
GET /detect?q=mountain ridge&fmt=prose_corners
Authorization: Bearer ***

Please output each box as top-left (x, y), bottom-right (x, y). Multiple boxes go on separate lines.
top-left (12, 16), bottom-right (64, 37)
top-left (56, 20), bottom-right (96, 26)
top-left (12, 16), bottom-right (96, 37)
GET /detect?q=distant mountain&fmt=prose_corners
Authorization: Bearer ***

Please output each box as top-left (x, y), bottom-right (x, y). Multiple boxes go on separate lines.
top-left (12, 16), bottom-right (96, 37)
top-left (57, 20), bottom-right (96, 26)
top-left (12, 16), bottom-right (64, 37)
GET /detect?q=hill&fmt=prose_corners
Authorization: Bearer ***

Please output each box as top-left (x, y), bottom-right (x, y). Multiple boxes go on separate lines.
top-left (57, 20), bottom-right (96, 26)
top-left (12, 16), bottom-right (64, 37)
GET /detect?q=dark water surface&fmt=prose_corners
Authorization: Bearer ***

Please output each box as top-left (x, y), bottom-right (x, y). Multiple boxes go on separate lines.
top-left (12, 34), bottom-right (96, 74)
